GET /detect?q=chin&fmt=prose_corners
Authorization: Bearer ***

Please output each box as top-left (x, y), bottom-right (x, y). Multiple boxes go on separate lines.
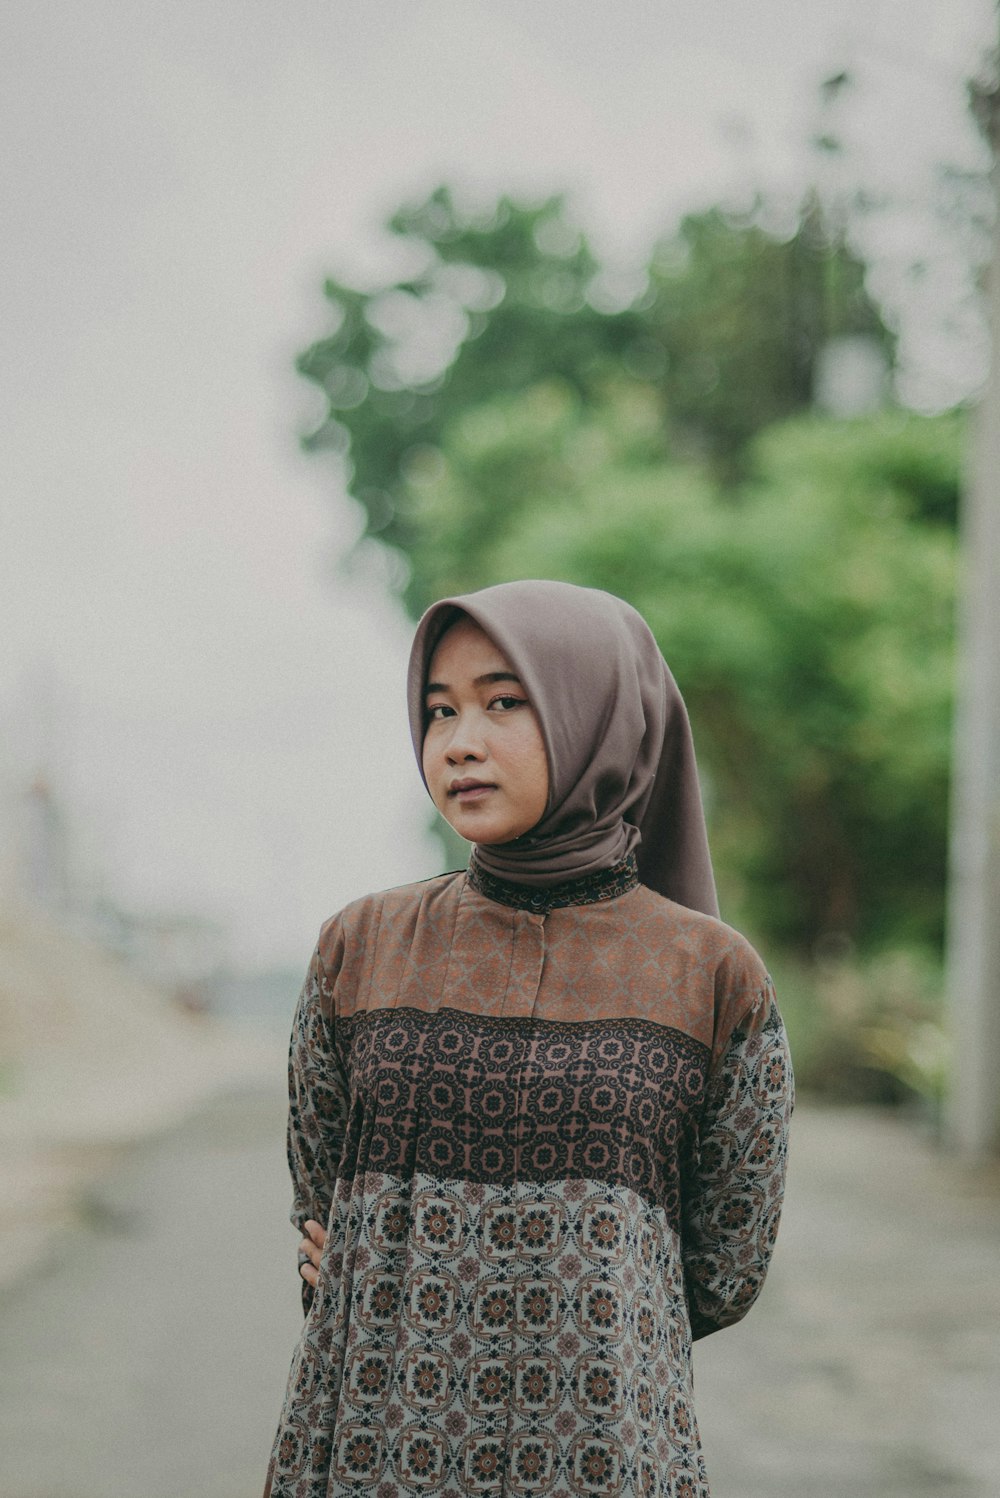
top-left (451, 822), bottom-right (507, 845)
top-left (446, 814), bottom-right (522, 846)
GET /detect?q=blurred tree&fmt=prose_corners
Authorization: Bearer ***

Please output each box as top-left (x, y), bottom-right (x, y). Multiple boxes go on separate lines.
top-left (297, 186), bottom-right (893, 611)
top-left (644, 197), bottom-right (894, 476)
top-left (405, 399), bottom-right (960, 955)
top-left (297, 188), bottom-right (645, 613)
top-left (297, 185), bottom-right (957, 958)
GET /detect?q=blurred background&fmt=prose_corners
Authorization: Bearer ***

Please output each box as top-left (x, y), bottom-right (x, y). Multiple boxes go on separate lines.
top-left (2, 2), bottom-right (999, 1495)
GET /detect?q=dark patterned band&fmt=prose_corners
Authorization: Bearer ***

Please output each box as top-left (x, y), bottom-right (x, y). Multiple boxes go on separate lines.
top-left (336, 1004), bottom-right (709, 1230)
top-left (466, 851), bottom-right (641, 911)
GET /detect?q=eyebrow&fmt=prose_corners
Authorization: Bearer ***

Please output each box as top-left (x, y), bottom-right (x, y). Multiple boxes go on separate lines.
top-left (425, 671), bottom-right (523, 696)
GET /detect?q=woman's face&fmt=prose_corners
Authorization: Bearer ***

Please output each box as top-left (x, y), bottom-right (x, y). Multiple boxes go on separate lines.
top-left (422, 617), bottom-right (549, 846)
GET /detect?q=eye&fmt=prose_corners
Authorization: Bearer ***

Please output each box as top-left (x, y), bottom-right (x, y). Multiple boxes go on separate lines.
top-left (425, 703), bottom-right (454, 722)
top-left (489, 694), bottom-right (527, 711)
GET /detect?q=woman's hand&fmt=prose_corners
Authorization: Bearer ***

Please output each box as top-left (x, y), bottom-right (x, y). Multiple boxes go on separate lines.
top-left (298, 1219), bottom-right (326, 1287)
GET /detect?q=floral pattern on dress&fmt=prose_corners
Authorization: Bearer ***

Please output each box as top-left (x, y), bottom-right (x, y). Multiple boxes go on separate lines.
top-left (265, 1001), bottom-right (791, 1497)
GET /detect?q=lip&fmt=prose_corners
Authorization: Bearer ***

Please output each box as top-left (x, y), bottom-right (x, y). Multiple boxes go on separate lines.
top-left (449, 779), bottom-right (496, 798)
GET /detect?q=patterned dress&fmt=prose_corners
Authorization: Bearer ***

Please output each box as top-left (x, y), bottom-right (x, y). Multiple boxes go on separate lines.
top-left (263, 853), bottom-right (793, 1498)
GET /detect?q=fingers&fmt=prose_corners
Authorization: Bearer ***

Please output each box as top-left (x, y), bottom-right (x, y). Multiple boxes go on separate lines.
top-left (304, 1219), bottom-right (328, 1250)
top-left (298, 1219), bottom-right (327, 1287)
top-left (297, 1239), bottom-right (319, 1286)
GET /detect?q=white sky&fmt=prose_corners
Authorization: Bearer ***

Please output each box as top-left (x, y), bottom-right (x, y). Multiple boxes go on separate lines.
top-left (1, 0), bottom-right (994, 969)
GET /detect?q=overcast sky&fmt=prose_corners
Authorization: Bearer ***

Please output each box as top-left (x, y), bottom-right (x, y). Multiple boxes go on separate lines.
top-left (1, 0), bottom-right (994, 969)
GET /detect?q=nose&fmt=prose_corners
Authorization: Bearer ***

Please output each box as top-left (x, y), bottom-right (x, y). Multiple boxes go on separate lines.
top-left (443, 711), bottom-right (487, 764)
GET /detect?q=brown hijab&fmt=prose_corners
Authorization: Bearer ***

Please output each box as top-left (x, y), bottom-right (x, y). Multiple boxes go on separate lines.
top-left (407, 580), bottom-right (719, 918)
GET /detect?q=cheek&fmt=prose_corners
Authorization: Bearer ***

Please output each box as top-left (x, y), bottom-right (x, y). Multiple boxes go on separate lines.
top-left (421, 735), bottom-right (442, 797)
top-left (518, 724), bottom-right (550, 813)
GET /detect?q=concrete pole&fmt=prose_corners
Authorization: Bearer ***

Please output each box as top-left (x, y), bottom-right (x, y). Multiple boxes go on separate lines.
top-left (944, 60), bottom-right (1000, 1158)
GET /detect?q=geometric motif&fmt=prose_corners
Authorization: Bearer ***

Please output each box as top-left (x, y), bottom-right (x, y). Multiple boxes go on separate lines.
top-left (462, 1433), bottom-right (505, 1491)
top-left (509, 1431), bottom-right (558, 1491)
top-left (344, 1347), bottom-right (392, 1408)
top-left (410, 1189), bottom-right (466, 1257)
top-left (406, 1270), bottom-right (459, 1332)
top-left (401, 1349), bottom-right (452, 1411)
top-left (394, 1426), bottom-right (447, 1489)
top-left (471, 1280), bottom-right (516, 1338)
top-left (515, 1276), bottom-right (567, 1337)
top-left (577, 1276), bottom-right (626, 1341)
top-left (481, 1202), bottom-right (519, 1262)
top-left (513, 1354), bottom-right (561, 1414)
top-left (633, 1373), bottom-right (658, 1432)
top-left (466, 1356), bottom-right (511, 1414)
top-left (578, 1198), bottom-right (630, 1264)
top-left (355, 1270), bottom-right (403, 1330)
top-left (570, 1431), bottom-right (625, 1493)
top-left (370, 1194), bottom-right (410, 1251)
top-left (333, 1423), bottom-right (385, 1486)
top-left (574, 1354), bottom-right (626, 1417)
top-left (518, 1200), bottom-right (566, 1260)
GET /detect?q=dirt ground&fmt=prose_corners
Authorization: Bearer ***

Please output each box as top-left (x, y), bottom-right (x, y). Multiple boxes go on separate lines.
top-left (0, 1087), bottom-right (997, 1498)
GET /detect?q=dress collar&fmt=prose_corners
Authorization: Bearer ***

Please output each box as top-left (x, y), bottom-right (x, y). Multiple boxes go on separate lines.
top-left (466, 850), bottom-right (640, 911)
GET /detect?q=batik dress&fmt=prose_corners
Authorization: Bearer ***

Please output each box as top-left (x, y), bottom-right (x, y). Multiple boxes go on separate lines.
top-left (263, 853), bottom-right (793, 1498)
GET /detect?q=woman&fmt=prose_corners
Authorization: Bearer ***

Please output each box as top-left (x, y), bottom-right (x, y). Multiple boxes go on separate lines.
top-left (263, 579), bottom-right (793, 1498)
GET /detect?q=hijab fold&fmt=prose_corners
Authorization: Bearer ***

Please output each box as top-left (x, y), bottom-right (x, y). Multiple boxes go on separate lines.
top-left (407, 580), bottom-right (719, 919)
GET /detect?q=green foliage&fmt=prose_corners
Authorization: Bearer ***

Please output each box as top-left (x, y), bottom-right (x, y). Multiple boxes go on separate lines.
top-left (746, 407), bottom-right (963, 527)
top-left (297, 189), bottom-right (646, 612)
top-left (297, 187), bottom-right (892, 612)
top-left (403, 376), bottom-right (667, 607)
top-left (772, 946), bottom-right (948, 1110)
top-left (296, 184), bottom-right (961, 969)
top-left (405, 405), bottom-right (959, 955)
top-left (644, 198), bottom-right (894, 476)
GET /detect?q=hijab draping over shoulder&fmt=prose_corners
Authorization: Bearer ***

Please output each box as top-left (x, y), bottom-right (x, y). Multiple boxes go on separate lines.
top-left (407, 579), bottom-right (719, 919)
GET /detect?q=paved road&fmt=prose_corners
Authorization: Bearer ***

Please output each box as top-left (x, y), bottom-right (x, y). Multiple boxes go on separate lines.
top-left (695, 1108), bottom-right (1000, 1498)
top-left (0, 1083), bottom-right (296, 1498)
top-left (0, 1089), bottom-right (997, 1498)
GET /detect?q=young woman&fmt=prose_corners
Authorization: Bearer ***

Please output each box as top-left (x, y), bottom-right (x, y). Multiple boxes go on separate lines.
top-left (263, 579), bottom-right (793, 1498)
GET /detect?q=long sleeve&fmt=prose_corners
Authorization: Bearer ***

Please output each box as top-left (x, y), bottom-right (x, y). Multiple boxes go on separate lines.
top-left (682, 978), bottom-right (793, 1341)
top-left (285, 937), bottom-right (349, 1312)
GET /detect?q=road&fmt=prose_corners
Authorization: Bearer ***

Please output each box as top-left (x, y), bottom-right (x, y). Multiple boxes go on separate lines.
top-left (0, 1088), bottom-right (997, 1497)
